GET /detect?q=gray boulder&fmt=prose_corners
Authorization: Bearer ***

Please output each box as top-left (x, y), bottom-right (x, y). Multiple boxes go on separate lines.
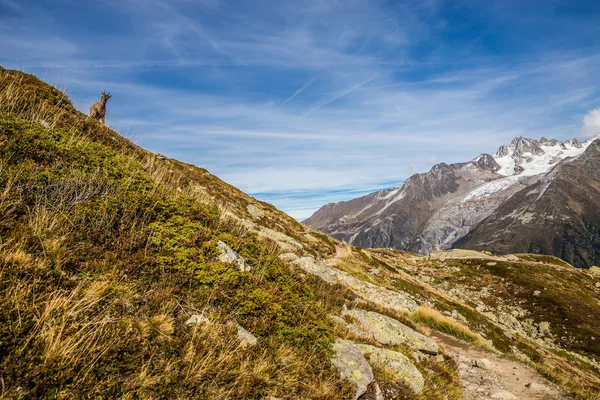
top-left (538, 321), bottom-right (551, 336)
top-left (278, 252), bottom-right (300, 263)
top-left (246, 204), bottom-right (264, 219)
top-left (227, 322), bottom-right (258, 347)
top-left (330, 339), bottom-right (374, 400)
top-left (451, 309), bottom-right (468, 322)
top-left (328, 314), bottom-right (348, 326)
top-left (186, 314), bottom-right (209, 326)
top-left (342, 308), bottom-right (438, 354)
top-left (290, 257), bottom-right (416, 312)
top-left (217, 240), bottom-right (251, 272)
top-left (356, 344), bottom-right (425, 394)
top-left (473, 358), bottom-right (492, 370)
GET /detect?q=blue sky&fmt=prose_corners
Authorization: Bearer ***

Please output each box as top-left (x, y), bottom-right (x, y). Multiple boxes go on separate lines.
top-left (2, 0), bottom-right (600, 219)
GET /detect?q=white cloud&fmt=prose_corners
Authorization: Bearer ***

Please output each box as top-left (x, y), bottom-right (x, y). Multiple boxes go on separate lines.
top-left (582, 108), bottom-right (600, 137)
top-left (428, 156), bottom-right (438, 165)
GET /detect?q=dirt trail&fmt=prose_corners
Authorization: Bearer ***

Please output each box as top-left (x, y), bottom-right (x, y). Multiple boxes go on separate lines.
top-left (322, 243), bottom-right (350, 267)
top-left (321, 244), bottom-right (566, 399)
top-left (432, 332), bottom-right (565, 400)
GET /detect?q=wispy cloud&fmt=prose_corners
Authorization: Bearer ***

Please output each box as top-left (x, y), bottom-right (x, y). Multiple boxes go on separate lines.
top-left (283, 77), bottom-right (315, 104)
top-left (303, 74), bottom-right (377, 116)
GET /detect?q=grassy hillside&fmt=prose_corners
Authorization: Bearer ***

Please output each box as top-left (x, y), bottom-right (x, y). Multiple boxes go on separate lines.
top-left (0, 67), bottom-right (355, 399)
top-left (369, 248), bottom-right (600, 398)
top-left (1, 67), bottom-right (599, 400)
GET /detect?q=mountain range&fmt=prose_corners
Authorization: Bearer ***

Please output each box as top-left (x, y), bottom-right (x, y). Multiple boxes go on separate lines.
top-left (305, 135), bottom-right (600, 268)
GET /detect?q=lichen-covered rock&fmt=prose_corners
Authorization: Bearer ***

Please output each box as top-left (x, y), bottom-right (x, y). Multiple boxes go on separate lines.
top-left (278, 252), bottom-right (299, 263)
top-left (328, 314), bottom-right (347, 326)
top-left (230, 322), bottom-right (258, 347)
top-left (330, 339), bottom-right (374, 400)
top-left (292, 256), bottom-right (338, 284)
top-left (356, 344), bottom-right (425, 394)
top-left (217, 240), bottom-right (252, 271)
top-left (303, 232), bottom-right (319, 242)
top-left (225, 212), bottom-right (304, 252)
top-left (246, 204), bottom-right (264, 219)
top-left (451, 309), bottom-right (467, 322)
top-left (538, 321), bottom-right (551, 336)
top-left (342, 308), bottom-right (438, 354)
top-left (186, 314), bottom-right (209, 326)
top-left (359, 381), bottom-right (384, 400)
top-left (291, 257), bottom-right (416, 312)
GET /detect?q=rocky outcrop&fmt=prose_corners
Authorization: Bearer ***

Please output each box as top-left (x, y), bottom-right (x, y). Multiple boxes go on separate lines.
top-left (341, 308), bottom-right (438, 354)
top-left (330, 339), bottom-right (374, 400)
top-left (290, 256), bottom-right (417, 312)
top-left (356, 344), bottom-right (425, 394)
top-left (473, 153), bottom-right (501, 172)
top-left (225, 212), bottom-right (304, 252)
top-left (246, 204), bottom-right (265, 219)
top-left (186, 314), bottom-right (209, 325)
top-left (217, 241), bottom-right (252, 271)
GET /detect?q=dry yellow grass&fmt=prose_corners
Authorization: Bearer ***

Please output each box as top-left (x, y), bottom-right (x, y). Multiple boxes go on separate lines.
top-left (411, 306), bottom-right (491, 349)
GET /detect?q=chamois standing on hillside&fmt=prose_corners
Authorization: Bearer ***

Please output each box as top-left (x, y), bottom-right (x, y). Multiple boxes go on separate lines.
top-left (89, 91), bottom-right (111, 124)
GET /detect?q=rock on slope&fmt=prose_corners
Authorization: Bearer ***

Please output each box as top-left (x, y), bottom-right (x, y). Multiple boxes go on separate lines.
top-left (305, 135), bottom-right (600, 268)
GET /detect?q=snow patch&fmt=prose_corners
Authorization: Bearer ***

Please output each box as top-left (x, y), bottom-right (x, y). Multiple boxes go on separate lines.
top-left (494, 136), bottom-right (595, 177)
top-left (462, 176), bottom-right (519, 202)
top-left (375, 185), bottom-right (407, 215)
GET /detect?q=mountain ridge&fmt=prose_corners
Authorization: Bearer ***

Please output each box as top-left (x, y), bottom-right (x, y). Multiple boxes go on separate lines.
top-left (305, 133), bottom-right (600, 268)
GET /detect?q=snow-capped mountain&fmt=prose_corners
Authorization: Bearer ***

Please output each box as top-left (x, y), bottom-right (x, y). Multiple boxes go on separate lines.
top-left (304, 135), bottom-right (600, 268)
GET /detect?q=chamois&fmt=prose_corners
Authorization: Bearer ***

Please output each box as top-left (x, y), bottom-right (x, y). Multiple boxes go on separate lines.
top-left (89, 91), bottom-right (111, 124)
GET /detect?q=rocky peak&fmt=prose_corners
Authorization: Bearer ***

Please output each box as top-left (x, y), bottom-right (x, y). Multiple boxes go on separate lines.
top-left (495, 145), bottom-right (511, 157)
top-left (565, 138), bottom-right (583, 148)
top-left (472, 153), bottom-right (501, 172)
top-left (540, 137), bottom-right (561, 146)
top-left (495, 136), bottom-right (545, 159)
top-left (430, 162), bottom-right (450, 174)
top-left (512, 136), bottom-right (545, 157)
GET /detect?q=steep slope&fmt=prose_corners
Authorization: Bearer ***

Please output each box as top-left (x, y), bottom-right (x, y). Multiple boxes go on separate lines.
top-left (455, 139), bottom-right (600, 268)
top-left (0, 67), bottom-right (352, 399)
top-left (305, 134), bottom-right (600, 267)
top-left (1, 67), bottom-right (598, 400)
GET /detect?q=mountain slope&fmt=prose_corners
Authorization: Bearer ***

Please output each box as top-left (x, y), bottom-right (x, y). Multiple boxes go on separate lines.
top-left (0, 67), bottom-right (352, 399)
top-left (455, 140), bottom-right (600, 268)
top-left (305, 135), bottom-right (600, 268)
top-left (1, 67), bottom-right (599, 400)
